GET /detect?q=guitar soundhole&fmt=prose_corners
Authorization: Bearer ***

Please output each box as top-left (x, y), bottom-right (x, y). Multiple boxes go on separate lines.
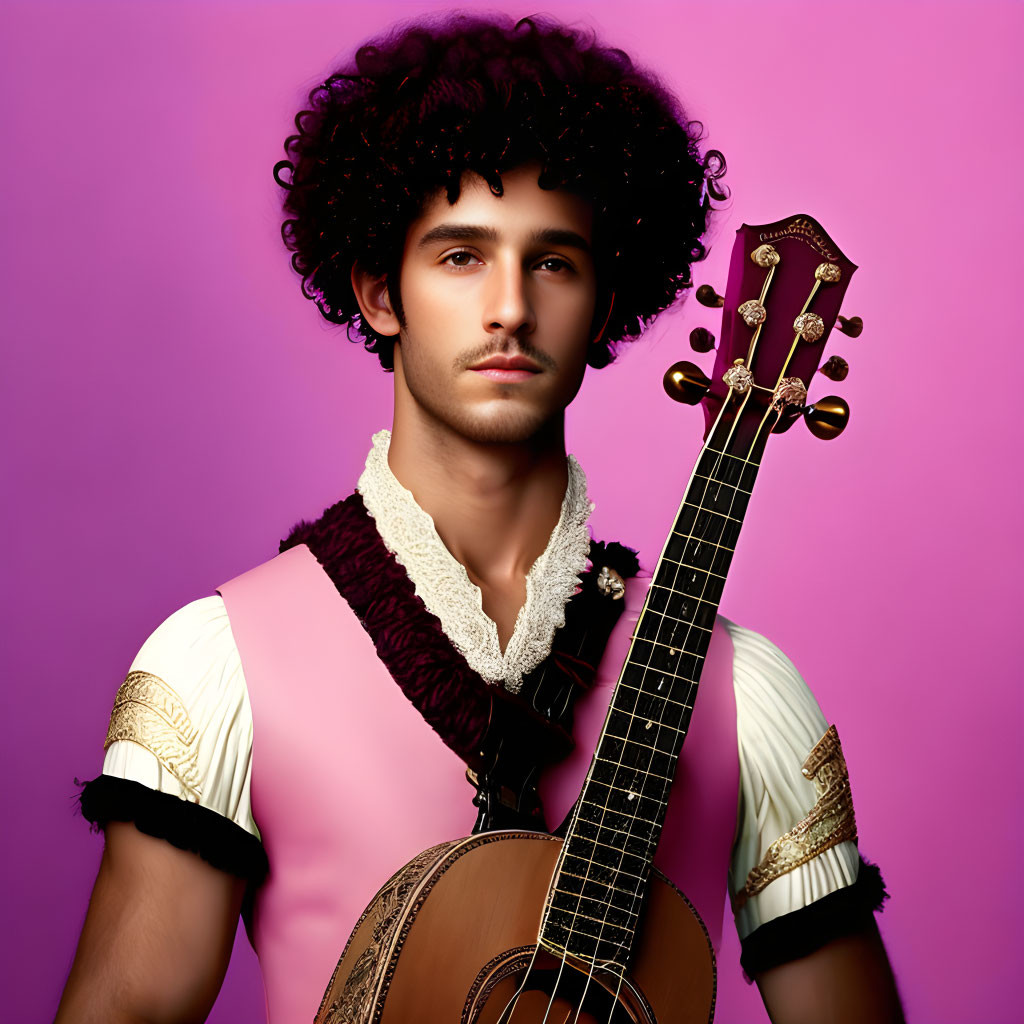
top-left (466, 947), bottom-right (649, 1024)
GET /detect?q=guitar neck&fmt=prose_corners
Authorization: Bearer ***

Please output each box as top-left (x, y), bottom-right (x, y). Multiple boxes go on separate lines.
top-left (540, 411), bottom-right (768, 969)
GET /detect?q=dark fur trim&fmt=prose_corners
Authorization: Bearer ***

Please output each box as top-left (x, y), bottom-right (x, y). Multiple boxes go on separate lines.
top-left (739, 856), bottom-right (889, 977)
top-left (281, 493), bottom-right (497, 763)
top-left (280, 491), bottom-right (639, 831)
top-left (280, 493), bottom-right (637, 768)
top-left (77, 775), bottom-right (268, 883)
top-left (588, 539), bottom-right (641, 580)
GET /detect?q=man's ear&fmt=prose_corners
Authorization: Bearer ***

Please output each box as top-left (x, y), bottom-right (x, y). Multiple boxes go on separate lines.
top-left (350, 263), bottom-right (401, 337)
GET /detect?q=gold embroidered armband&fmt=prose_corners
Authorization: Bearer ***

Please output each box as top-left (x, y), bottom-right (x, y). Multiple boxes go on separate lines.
top-left (104, 671), bottom-right (203, 801)
top-left (738, 724), bottom-right (857, 907)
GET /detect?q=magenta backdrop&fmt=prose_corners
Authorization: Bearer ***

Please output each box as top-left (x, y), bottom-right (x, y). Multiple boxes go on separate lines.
top-left (2, 1), bottom-right (1020, 1021)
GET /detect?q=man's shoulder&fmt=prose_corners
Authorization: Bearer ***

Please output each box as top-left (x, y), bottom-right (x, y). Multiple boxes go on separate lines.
top-left (719, 617), bottom-right (825, 711)
top-left (124, 594), bottom-right (243, 712)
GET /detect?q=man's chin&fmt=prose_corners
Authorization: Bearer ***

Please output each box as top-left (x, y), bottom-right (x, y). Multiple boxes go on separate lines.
top-left (445, 406), bottom-right (555, 446)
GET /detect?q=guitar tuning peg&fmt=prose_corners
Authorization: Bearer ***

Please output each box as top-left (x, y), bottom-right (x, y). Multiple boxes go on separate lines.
top-left (836, 315), bottom-right (863, 337)
top-left (663, 360), bottom-right (711, 405)
top-left (804, 396), bottom-right (850, 440)
top-left (689, 327), bottom-right (716, 353)
top-left (695, 284), bottom-right (725, 308)
top-left (770, 405), bottom-right (803, 434)
top-left (818, 356), bottom-right (849, 382)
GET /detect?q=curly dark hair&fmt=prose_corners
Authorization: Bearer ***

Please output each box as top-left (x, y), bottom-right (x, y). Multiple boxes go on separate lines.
top-left (275, 11), bottom-right (726, 370)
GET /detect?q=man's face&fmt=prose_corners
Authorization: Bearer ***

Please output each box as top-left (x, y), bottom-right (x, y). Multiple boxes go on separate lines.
top-left (391, 164), bottom-right (598, 445)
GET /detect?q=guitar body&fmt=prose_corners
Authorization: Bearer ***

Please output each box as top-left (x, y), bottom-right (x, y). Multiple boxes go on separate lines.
top-left (315, 831), bottom-right (715, 1024)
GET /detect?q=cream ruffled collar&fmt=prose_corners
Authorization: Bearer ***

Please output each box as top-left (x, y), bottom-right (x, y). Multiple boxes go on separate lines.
top-left (357, 429), bottom-right (594, 693)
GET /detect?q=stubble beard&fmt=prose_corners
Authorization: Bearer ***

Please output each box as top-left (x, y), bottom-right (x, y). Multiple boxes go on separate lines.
top-left (409, 371), bottom-right (555, 445)
top-left (398, 334), bottom-right (583, 447)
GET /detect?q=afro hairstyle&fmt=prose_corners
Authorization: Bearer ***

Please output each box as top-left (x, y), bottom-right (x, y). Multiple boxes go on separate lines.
top-left (275, 11), bottom-right (727, 370)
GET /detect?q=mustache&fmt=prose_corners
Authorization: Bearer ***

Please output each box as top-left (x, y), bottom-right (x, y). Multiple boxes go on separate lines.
top-left (453, 337), bottom-right (557, 372)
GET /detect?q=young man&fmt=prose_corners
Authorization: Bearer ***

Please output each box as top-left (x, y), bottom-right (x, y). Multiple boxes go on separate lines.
top-left (58, 14), bottom-right (901, 1023)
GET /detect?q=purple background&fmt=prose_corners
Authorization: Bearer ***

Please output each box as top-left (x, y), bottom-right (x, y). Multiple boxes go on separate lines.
top-left (3, 2), bottom-right (1020, 1021)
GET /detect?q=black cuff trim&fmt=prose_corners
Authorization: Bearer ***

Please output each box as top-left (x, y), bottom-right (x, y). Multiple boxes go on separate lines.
top-left (77, 775), bottom-right (268, 885)
top-left (739, 856), bottom-right (889, 978)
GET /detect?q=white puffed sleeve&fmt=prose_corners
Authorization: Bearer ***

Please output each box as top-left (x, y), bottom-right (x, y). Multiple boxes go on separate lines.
top-left (100, 595), bottom-right (259, 842)
top-left (722, 618), bottom-right (861, 942)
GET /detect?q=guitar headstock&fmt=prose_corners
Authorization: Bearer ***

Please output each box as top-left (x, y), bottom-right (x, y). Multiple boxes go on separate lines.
top-left (665, 215), bottom-right (859, 452)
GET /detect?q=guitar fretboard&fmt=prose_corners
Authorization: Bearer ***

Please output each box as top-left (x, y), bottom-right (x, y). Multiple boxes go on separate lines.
top-left (539, 425), bottom-right (765, 970)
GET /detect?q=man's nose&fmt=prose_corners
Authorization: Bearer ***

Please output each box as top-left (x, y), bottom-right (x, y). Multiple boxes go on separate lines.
top-left (484, 259), bottom-right (535, 338)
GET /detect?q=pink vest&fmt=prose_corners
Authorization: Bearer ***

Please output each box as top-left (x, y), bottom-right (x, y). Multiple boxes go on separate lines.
top-left (219, 544), bottom-right (738, 1023)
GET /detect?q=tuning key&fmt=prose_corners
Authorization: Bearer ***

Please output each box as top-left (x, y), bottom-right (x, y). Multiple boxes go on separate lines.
top-left (695, 284), bottom-right (724, 308)
top-left (804, 396), bottom-right (850, 440)
top-left (770, 405), bottom-right (802, 434)
top-left (836, 315), bottom-right (863, 337)
top-left (663, 361), bottom-right (711, 405)
top-left (689, 327), bottom-right (716, 353)
top-left (818, 356), bottom-right (849, 382)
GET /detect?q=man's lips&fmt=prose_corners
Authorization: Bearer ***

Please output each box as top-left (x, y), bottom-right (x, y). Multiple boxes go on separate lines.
top-left (468, 354), bottom-right (543, 381)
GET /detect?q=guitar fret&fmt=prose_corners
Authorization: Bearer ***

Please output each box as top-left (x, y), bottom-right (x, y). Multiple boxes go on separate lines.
top-left (701, 447), bottom-right (760, 467)
top-left (616, 680), bottom-right (695, 707)
top-left (593, 741), bottom-right (679, 770)
top-left (567, 826), bottom-right (657, 857)
top-left (599, 735), bottom-right (679, 760)
top-left (545, 910), bottom-right (634, 939)
top-left (596, 729), bottom-right (681, 771)
top-left (565, 818), bottom-right (661, 850)
top-left (561, 849), bottom-right (649, 881)
top-left (693, 472), bottom-right (753, 496)
top-left (609, 705), bottom-right (685, 734)
top-left (595, 755), bottom-right (673, 784)
top-left (648, 584), bottom-right (719, 610)
top-left (550, 887), bottom-right (640, 919)
top-left (667, 532), bottom-right (735, 553)
top-left (629, 634), bottom-right (709, 658)
top-left (681, 500), bottom-right (743, 524)
top-left (661, 554), bottom-right (730, 574)
top-left (586, 778), bottom-right (668, 807)
top-left (561, 868), bottom-right (638, 884)
top-left (659, 561), bottom-right (727, 581)
top-left (640, 607), bottom-right (714, 637)
top-left (543, 910), bottom-right (633, 949)
top-left (574, 809), bottom-right (663, 843)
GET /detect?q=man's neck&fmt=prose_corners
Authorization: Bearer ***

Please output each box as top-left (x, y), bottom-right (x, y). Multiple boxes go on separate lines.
top-left (386, 411), bottom-right (569, 649)
top-left (387, 416), bottom-right (568, 584)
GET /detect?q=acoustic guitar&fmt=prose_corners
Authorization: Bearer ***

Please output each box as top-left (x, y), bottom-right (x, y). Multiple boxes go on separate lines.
top-left (315, 215), bottom-right (859, 1023)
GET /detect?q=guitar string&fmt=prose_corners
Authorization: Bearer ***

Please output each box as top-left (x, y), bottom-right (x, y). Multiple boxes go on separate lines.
top-left (571, 319), bottom-right (802, 1017)
top-left (537, 300), bottom-right (813, 1018)
top-left (592, 319), bottom-right (812, 1021)
top-left (557, 276), bottom-right (824, 1020)
top-left (543, 400), bottom-right (774, 1023)
top-left (536, 391), bottom-right (734, 959)
top-left (502, 558), bottom-right (611, 1022)
top-left (600, 399), bottom-right (783, 1024)
top-left (502, 545), bottom-right (652, 1021)
top-left (581, 267), bottom-right (821, 1019)
top-left (544, 392), bottom-right (750, 1021)
top-left (568, 388), bottom-right (762, 1022)
top-left (504, 539), bottom-right (656, 1020)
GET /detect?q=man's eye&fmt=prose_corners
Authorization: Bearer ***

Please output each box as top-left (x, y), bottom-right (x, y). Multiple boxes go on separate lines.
top-left (443, 252), bottom-right (479, 267)
top-left (538, 257), bottom-right (572, 273)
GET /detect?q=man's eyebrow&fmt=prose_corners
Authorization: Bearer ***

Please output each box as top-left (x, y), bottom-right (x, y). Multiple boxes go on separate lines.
top-left (415, 224), bottom-right (591, 252)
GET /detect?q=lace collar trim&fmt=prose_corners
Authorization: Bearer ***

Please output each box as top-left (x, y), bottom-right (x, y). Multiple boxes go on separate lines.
top-left (356, 429), bottom-right (594, 693)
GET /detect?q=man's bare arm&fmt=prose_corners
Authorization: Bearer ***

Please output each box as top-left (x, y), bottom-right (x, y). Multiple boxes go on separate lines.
top-left (56, 821), bottom-right (246, 1024)
top-left (755, 919), bottom-right (904, 1024)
